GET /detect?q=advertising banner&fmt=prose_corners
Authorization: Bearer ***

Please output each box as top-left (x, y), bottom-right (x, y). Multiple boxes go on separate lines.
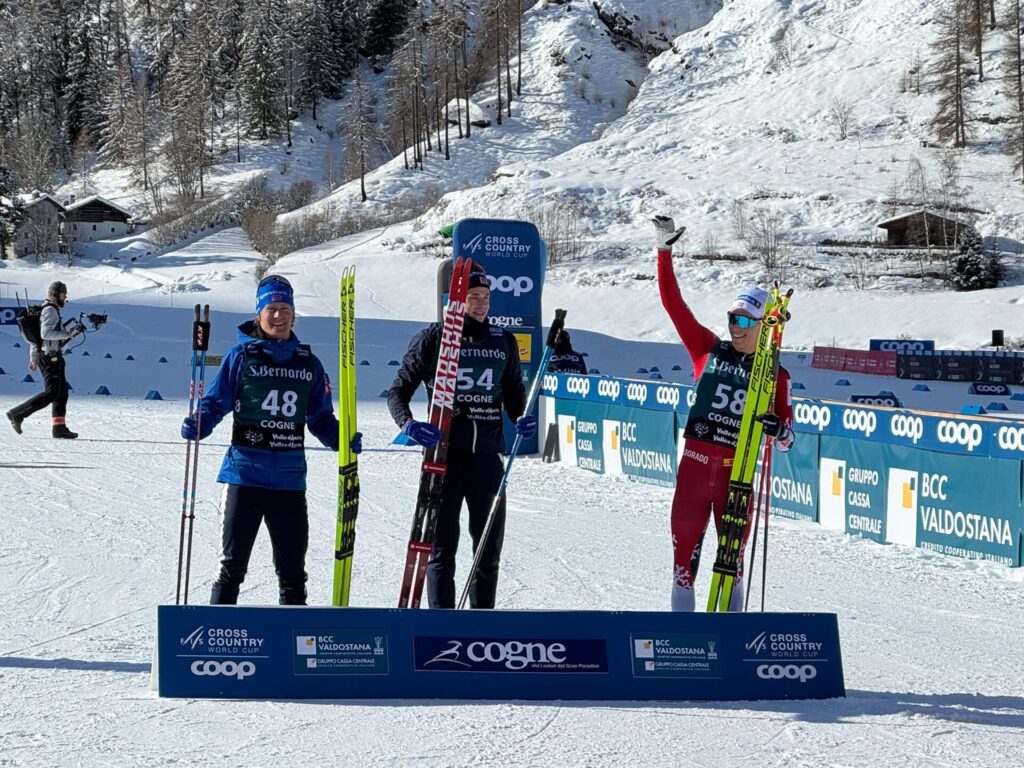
top-left (870, 339), bottom-right (935, 353)
top-left (553, 398), bottom-right (607, 474)
top-left (896, 353), bottom-right (937, 380)
top-left (603, 405), bottom-right (678, 487)
top-left (451, 219), bottom-right (545, 453)
top-left (882, 444), bottom-right (1022, 565)
top-left (0, 305), bottom-right (19, 326)
top-left (157, 605), bottom-right (845, 701)
top-left (818, 436), bottom-right (887, 542)
top-left (769, 432), bottom-right (819, 522)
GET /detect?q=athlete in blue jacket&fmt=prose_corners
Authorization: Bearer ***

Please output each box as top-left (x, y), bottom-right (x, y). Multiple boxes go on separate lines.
top-left (182, 275), bottom-right (359, 605)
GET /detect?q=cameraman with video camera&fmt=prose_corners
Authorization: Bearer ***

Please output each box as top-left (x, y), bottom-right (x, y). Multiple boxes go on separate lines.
top-left (7, 281), bottom-right (81, 439)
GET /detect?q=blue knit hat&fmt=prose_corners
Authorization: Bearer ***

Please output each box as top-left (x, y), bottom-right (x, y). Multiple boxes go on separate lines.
top-left (256, 275), bottom-right (294, 313)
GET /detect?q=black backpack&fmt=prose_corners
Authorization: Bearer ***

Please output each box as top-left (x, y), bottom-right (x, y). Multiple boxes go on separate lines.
top-left (16, 301), bottom-right (54, 348)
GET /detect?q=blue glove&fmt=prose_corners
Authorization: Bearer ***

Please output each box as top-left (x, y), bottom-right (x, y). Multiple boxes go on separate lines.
top-left (350, 432), bottom-right (363, 455)
top-left (403, 419), bottom-right (441, 448)
top-left (181, 416), bottom-right (199, 441)
top-left (515, 414), bottom-right (538, 439)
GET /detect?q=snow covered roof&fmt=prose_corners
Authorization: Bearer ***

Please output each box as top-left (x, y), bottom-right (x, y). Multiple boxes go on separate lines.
top-left (64, 194), bottom-right (133, 218)
top-left (13, 192), bottom-right (66, 211)
top-left (876, 209), bottom-right (969, 228)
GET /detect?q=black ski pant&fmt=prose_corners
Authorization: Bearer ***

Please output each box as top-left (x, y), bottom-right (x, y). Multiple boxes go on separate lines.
top-left (427, 452), bottom-right (506, 609)
top-left (11, 351), bottom-right (68, 420)
top-left (210, 484), bottom-right (309, 605)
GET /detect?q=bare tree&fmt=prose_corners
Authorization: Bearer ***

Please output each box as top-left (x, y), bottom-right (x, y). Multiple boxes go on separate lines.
top-left (827, 97), bottom-right (854, 140)
top-left (341, 63), bottom-right (377, 202)
top-left (932, 0), bottom-right (974, 147)
top-left (1004, 0), bottom-right (1024, 182)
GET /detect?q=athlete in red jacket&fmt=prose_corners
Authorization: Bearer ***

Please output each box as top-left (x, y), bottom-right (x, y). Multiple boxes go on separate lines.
top-left (653, 216), bottom-right (794, 611)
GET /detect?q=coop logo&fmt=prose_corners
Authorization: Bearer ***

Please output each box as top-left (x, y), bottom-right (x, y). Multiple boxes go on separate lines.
top-left (756, 664), bottom-right (817, 683)
top-left (181, 626), bottom-right (205, 651)
top-left (656, 386), bottom-right (680, 408)
top-left (190, 660), bottom-right (255, 680)
top-left (597, 380), bottom-right (621, 399)
top-left (997, 426), bottom-right (1024, 452)
top-left (625, 383), bottom-right (649, 405)
top-left (464, 233), bottom-right (485, 254)
top-left (794, 403), bottom-right (831, 431)
top-left (566, 376), bottom-right (591, 397)
top-left (973, 383), bottom-right (1008, 395)
top-left (487, 275), bottom-right (534, 297)
top-left (889, 414), bottom-right (924, 443)
top-left (876, 340), bottom-right (927, 352)
top-left (851, 395), bottom-right (900, 407)
top-left (841, 409), bottom-right (876, 437)
top-left (0, 307), bottom-right (17, 324)
top-left (542, 374), bottom-right (559, 393)
top-left (686, 388), bottom-right (697, 407)
top-left (936, 420), bottom-right (983, 451)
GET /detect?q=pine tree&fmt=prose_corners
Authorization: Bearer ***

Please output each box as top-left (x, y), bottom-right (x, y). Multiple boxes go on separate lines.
top-left (362, 0), bottom-right (416, 59)
top-left (239, 0), bottom-right (286, 139)
top-left (950, 225), bottom-right (989, 289)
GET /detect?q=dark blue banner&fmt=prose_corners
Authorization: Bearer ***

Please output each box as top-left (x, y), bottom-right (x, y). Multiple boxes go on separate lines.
top-left (870, 339), bottom-right (934, 352)
top-left (452, 218), bottom-right (545, 453)
top-left (156, 605), bottom-right (845, 701)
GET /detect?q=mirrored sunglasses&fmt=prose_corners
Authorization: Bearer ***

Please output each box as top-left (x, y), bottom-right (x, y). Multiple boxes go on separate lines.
top-left (728, 313), bottom-right (758, 329)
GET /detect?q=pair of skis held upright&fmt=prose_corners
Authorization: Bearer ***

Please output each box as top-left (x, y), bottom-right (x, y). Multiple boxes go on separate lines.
top-left (398, 257), bottom-right (566, 609)
top-left (706, 284), bottom-right (793, 612)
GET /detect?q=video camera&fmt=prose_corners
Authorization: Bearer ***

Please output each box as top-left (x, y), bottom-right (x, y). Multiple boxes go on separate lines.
top-left (65, 312), bottom-right (109, 336)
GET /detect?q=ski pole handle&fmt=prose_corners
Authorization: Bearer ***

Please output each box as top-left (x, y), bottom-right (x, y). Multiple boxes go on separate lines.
top-left (192, 304), bottom-right (211, 351)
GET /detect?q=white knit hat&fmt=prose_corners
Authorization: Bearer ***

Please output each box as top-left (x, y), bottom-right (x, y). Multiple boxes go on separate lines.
top-left (729, 286), bottom-right (769, 319)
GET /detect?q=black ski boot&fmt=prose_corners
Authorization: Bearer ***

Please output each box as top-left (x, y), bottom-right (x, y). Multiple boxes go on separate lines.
top-left (52, 424), bottom-right (78, 439)
top-left (6, 410), bottom-right (23, 435)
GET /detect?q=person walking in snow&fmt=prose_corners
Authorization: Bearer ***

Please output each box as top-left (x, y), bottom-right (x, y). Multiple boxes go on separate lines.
top-left (653, 216), bottom-right (794, 612)
top-left (181, 275), bottom-right (360, 605)
top-left (7, 280), bottom-right (81, 439)
top-left (387, 266), bottom-right (534, 609)
top-left (546, 329), bottom-right (589, 375)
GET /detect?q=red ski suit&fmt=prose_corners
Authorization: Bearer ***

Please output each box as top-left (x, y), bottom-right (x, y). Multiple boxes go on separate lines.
top-left (657, 249), bottom-right (793, 599)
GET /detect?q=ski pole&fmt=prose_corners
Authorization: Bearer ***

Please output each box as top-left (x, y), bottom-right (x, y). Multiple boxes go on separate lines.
top-left (175, 306), bottom-right (201, 605)
top-left (457, 309), bottom-right (566, 609)
top-left (176, 305), bottom-right (210, 605)
top-left (760, 444), bottom-right (774, 612)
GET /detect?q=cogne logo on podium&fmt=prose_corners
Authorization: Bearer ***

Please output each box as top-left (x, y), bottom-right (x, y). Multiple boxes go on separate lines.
top-left (413, 636), bottom-right (608, 673)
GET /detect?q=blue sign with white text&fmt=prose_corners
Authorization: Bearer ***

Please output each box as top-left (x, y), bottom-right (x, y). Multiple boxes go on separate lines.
top-left (157, 606), bottom-right (845, 701)
top-left (452, 218), bottom-right (545, 453)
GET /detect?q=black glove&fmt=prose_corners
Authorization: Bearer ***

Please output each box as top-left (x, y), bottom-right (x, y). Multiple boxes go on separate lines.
top-left (755, 412), bottom-right (786, 439)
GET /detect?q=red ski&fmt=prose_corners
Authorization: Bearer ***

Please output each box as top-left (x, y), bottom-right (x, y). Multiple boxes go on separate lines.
top-left (398, 257), bottom-right (473, 608)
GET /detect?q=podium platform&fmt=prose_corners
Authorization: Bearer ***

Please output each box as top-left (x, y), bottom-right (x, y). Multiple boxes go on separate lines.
top-left (155, 605), bottom-right (844, 701)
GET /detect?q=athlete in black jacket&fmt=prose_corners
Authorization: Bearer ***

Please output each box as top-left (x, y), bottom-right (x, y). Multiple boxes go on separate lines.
top-left (387, 268), bottom-right (535, 608)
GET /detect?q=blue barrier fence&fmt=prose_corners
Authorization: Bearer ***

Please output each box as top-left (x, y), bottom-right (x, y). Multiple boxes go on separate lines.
top-left (541, 373), bottom-right (1024, 566)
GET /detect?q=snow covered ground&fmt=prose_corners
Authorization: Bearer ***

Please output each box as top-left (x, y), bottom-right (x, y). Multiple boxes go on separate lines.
top-left (1, 258), bottom-right (1023, 767)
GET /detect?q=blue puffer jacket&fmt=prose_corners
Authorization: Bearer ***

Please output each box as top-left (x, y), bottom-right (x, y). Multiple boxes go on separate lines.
top-left (194, 321), bottom-right (338, 490)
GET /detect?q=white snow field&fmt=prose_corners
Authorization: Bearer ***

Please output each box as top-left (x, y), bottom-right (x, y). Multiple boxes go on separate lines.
top-left (1, 256), bottom-right (1023, 767)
